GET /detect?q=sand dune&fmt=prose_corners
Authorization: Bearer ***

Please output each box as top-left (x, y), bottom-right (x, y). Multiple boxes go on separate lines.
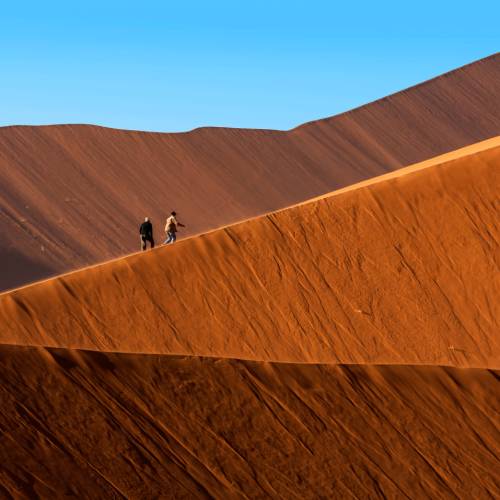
top-left (1, 139), bottom-right (499, 498)
top-left (1, 138), bottom-right (498, 368)
top-left (0, 345), bottom-right (498, 498)
top-left (1, 53), bottom-right (499, 291)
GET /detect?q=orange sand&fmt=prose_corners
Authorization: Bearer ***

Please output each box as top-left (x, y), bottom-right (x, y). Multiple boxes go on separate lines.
top-left (1, 59), bottom-right (499, 496)
top-left (0, 347), bottom-right (498, 498)
top-left (0, 139), bottom-right (499, 496)
top-left (1, 54), bottom-right (499, 291)
top-left (1, 138), bottom-right (498, 368)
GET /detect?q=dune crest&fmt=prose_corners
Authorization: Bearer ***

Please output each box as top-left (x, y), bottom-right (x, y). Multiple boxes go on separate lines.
top-left (1, 138), bottom-right (498, 368)
top-left (1, 53), bottom-right (499, 290)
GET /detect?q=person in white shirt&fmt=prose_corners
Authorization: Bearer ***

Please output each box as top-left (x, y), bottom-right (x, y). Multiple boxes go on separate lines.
top-left (163, 211), bottom-right (185, 244)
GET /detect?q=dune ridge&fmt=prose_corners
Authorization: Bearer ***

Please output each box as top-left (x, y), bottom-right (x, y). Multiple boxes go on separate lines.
top-left (1, 137), bottom-right (499, 498)
top-left (1, 53), bottom-right (499, 291)
top-left (1, 138), bottom-right (498, 369)
top-left (3, 135), bottom-right (498, 295)
top-left (0, 344), bottom-right (498, 498)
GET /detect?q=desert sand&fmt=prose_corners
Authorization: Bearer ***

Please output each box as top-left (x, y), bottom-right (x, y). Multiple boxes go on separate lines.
top-left (1, 138), bottom-right (498, 368)
top-left (1, 51), bottom-right (499, 497)
top-left (1, 53), bottom-right (499, 291)
top-left (0, 137), bottom-right (499, 497)
top-left (0, 347), bottom-right (498, 498)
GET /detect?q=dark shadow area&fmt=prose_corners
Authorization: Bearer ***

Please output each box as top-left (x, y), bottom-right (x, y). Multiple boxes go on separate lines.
top-left (0, 247), bottom-right (56, 292)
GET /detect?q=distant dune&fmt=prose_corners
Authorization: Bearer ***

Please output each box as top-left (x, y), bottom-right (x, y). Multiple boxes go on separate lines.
top-left (1, 138), bottom-right (498, 368)
top-left (0, 346), bottom-right (498, 498)
top-left (1, 53), bottom-right (499, 291)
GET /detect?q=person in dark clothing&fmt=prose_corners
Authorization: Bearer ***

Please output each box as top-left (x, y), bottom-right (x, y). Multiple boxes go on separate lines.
top-left (139, 217), bottom-right (155, 251)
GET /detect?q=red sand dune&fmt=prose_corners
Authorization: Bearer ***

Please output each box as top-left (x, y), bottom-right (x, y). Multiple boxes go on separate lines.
top-left (1, 138), bottom-right (498, 367)
top-left (0, 139), bottom-right (499, 497)
top-left (1, 53), bottom-right (499, 291)
top-left (0, 346), bottom-right (498, 498)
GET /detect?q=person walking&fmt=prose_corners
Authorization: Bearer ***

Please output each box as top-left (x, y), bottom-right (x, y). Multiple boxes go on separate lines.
top-left (163, 211), bottom-right (185, 244)
top-left (139, 217), bottom-right (155, 251)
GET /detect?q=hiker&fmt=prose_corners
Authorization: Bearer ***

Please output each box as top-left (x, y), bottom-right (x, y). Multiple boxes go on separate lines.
top-left (139, 217), bottom-right (154, 251)
top-left (163, 211), bottom-right (185, 244)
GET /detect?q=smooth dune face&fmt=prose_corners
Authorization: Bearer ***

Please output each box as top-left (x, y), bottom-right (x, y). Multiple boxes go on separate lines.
top-left (0, 346), bottom-right (498, 498)
top-left (1, 54), bottom-right (499, 291)
top-left (1, 139), bottom-right (498, 368)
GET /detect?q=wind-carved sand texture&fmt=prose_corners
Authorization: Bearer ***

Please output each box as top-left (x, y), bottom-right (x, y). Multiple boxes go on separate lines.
top-left (0, 348), bottom-right (498, 498)
top-left (0, 139), bottom-right (499, 497)
top-left (0, 53), bottom-right (499, 290)
top-left (1, 138), bottom-right (499, 368)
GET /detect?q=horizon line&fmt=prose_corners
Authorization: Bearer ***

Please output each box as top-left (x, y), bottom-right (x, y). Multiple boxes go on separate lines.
top-left (0, 51), bottom-right (497, 135)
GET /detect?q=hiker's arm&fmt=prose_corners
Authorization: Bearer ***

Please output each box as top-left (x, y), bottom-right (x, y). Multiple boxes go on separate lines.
top-left (178, 222), bottom-right (186, 227)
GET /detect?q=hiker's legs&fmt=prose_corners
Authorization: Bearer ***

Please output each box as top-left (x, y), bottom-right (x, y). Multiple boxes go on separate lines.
top-left (168, 232), bottom-right (176, 244)
top-left (163, 232), bottom-right (175, 244)
top-left (141, 236), bottom-right (146, 251)
top-left (150, 237), bottom-right (155, 249)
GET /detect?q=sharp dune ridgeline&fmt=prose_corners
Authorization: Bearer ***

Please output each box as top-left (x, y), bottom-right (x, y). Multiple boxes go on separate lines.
top-left (1, 137), bottom-right (499, 368)
top-left (1, 53), bottom-right (499, 291)
top-left (1, 56), bottom-right (500, 498)
top-left (0, 139), bottom-right (499, 497)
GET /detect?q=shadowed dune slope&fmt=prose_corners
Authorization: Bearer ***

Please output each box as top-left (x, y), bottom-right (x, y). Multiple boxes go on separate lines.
top-left (1, 53), bottom-right (499, 290)
top-left (1, 138), bottom-right (499, 367)
top-left (0, 346), bottom-right (498, 498)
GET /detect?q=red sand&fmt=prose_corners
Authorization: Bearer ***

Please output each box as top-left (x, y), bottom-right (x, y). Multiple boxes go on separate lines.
top-left (1, 56), bottom-right (499, 496)
top-left (0, 346), bottom-right (498, 498)
top-left (1, 53), bottom-right (499, 291)
top-left (1, 138), bottom-right (498, 368)
top-left (0, 139), bottom-right (499, 496)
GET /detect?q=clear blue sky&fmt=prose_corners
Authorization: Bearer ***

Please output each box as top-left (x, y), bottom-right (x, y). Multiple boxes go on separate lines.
top-left (1, 1), bottom-right (498, 132)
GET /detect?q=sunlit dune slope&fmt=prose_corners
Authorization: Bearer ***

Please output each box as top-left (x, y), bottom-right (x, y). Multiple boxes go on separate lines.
top-left (1, 138), bottom-right (498, 367)
top-left (1, 53), bottom-right (499, 290)
top-left (0, 345), bottom-right (498, 498)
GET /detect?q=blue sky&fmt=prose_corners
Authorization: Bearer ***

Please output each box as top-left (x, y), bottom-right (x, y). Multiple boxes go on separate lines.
top-left (1, 1), bottom-right (498, 131)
